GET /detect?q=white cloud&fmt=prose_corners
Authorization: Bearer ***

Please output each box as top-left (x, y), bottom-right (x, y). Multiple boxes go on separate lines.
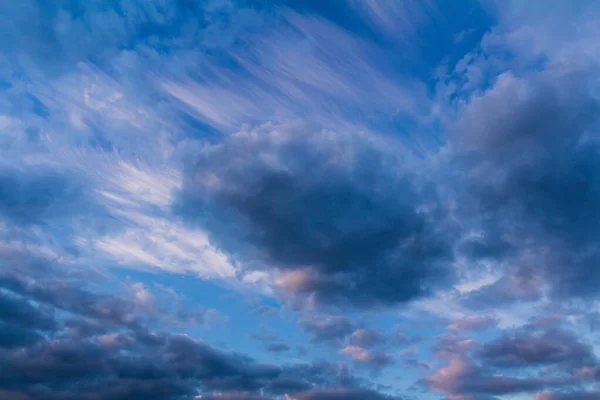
top-left (92, 161), bottom-right (238, 280)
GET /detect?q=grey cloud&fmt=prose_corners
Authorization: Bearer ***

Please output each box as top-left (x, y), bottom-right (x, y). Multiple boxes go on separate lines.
top-left (448, 316), bottom-right (497, 332)
top-left (200, 394), bottom-right (273, 400)
top-left (251, 333), bottom-right (291, 353)
top-left (480, 328), bottom-right (597, 369)
top-left (432, 333), bottom-right (479, 360)
top-left (534, 390), bottom-right (600, 400)
top-left (451, 69), bottom-right (600, 299)
top-left (299, 315), bottom-right (357, 344)
top-left (177, 124), bottom-right (454, 308)
top-left (291, 388), bottom-right (405, 400)
top-left (267, 342), bottom-right (291, 353)
top-left (427, 324), bottom-right (598, 398)
top-left (348, 328), bottom-right (386, 349)
top-left (343, 347), bottom-right (395, 370)
top-left (426, 356), bottom-right (574, 397)
top-left (0, 290), bottom-right (56, 331)
top-left (0, 322), bottom-right (44, 349)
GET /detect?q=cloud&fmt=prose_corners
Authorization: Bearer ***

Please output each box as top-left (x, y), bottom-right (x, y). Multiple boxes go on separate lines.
top-left (251, 333), bottom-right (291, 353)
top-left (447, 45), bottom-right (600, 300)
top-left (342, 346), bottom-right (394, 370)
top-left (161, 9), bottom-right (430, 134)
top-left (298, 315), bottom-right (357, 344)
top-left (448, 316), bottom-right (497, 332)
top-left (267, 342), bottom-right (291, 353)
top-left (426, 322), bottom-right (599, 398)
top-left (534, 390), bottom-right (600, 400)
top-left (0, 247), bottom-right (402, 400)
top-left (348, 328), bottom-right (386, 349)
top-left (0, 0), bottom-right (252, 78)
top-left (426, 356), bottom-right (574, 397)
top-left (0, 290), bottom-right (56, 332)
top-left (479, 328), bottom-right (597, 369)
top-left (287, 388), bottom-right (406, 400)
top-left (177, 122), bottom-right (454, 308)
top-left (460, 267), bottom-right (545, 309)
top-left (3, 1), bottom-right (600, 399)
top-left (432, 333), bottom-right (479, 360)
top-left (92, 160), bottom-right (239, 280)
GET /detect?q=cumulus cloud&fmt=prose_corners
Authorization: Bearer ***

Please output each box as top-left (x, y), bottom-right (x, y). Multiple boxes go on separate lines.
top-left (448, 40), bottom-right (600, 301)
top-left (177, 122), bottom-right (454, 308)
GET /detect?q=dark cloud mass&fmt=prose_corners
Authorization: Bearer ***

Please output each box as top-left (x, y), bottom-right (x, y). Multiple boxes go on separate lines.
top-left (178, 124), bottom-right (454, 308)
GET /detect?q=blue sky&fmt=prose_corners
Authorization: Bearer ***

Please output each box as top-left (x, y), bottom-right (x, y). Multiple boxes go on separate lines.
top-left (1, 1), bottom-right (600, 399)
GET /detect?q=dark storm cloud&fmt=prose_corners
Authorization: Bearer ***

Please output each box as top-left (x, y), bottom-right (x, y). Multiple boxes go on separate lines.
top-left (177, 124), bottom-right (454, 308)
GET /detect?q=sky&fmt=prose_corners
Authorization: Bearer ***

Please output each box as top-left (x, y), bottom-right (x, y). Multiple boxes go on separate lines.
top-left (1, 0), bottom-right (600, 399)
